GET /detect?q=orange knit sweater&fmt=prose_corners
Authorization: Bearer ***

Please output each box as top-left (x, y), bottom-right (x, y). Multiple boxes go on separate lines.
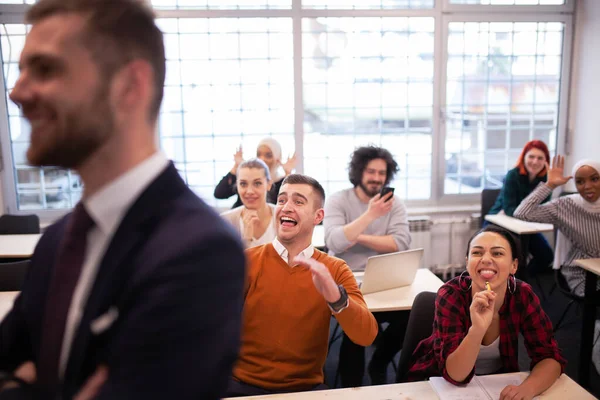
top-left (233, 243), bottom-right (378, 391)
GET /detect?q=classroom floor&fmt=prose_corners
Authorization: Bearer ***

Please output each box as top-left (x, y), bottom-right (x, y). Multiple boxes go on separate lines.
top-left (324, 271), bottom-right (600, 398)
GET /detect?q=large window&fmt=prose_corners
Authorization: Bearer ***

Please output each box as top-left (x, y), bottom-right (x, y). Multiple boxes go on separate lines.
top-left (444, 21), bottom-right (564, 194)
top-left (302, 17), bottom-right (434, 199)
top-left (0, 0), bottom-right (573, 213)
top-left (157, 17), bottom-right (295, 208)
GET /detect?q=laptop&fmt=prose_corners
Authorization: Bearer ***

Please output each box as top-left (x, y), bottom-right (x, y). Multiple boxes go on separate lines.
top-left (357, 248), bottom-right (424, 295)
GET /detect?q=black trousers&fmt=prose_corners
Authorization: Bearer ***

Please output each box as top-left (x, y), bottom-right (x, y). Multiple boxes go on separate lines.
top-left (338, 310), bottom-right (410, 387)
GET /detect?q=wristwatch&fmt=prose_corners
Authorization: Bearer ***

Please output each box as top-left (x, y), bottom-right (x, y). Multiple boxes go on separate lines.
top-left (328, 284), bottom-right (349, 313)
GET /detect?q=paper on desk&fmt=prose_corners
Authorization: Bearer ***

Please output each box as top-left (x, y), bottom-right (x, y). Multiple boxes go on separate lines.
top-left (430, 374), bottom-right (524, 400)
top-left (476, 374), bottom-right (523, 399)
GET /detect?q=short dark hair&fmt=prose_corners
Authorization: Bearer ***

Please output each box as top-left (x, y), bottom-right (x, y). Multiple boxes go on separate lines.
top-left (281, 174), bottom-right (326, 209)
top-left (348, 146), bottom-right (399, 187)
top-left (466, 225), bottom-right (522, 268)
top-left (26, 0), bottom-right (165, 121)
top-left (237, 158), bottom-right (271, 181)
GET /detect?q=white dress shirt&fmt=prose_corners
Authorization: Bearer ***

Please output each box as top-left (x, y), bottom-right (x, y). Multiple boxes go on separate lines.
top-left (271, 237), bottom-right (314, 265)
top-left (59, 151), bottom-right (169, 378)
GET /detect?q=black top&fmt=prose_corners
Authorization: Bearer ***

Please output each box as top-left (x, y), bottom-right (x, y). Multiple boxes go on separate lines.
top-left (488, 167), bottom-right (551, 216)
top-left (214, 172), bottom-right (283, 209)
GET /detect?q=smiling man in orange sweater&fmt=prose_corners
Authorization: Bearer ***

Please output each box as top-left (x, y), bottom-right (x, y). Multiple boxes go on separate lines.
top-left (226, 174), bottom-right (378, 397)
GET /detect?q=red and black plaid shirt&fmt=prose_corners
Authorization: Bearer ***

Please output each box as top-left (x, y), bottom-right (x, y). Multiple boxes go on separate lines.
top-left (407, 276), bottom-right (566, 385)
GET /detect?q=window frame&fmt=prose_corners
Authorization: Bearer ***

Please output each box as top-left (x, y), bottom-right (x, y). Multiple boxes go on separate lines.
top-left (442, 0), bottom-right (574, 13)
top-left (0, 0), bottom-right (573, 218)
top-left (438, 11), bottom-right (573, 205)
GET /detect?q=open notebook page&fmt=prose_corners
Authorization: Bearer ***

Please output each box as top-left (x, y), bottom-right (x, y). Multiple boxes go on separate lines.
top-left (429, 376), bottom-right (488, 400)
top-left (430, 374), bottom-right (524, 400)
top-left (476, 374), bottom-right (523, 399)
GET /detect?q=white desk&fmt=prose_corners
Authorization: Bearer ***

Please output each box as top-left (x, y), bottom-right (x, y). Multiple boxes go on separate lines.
top-left (0, 234), bottom-right (42, 259)
top-left (224, 372), bottom-right (594, 399)
top-left (574, 258), bottom-right (600, 389)
top-left (358, 269), bottom-right (443, 313)
top-left (575, 258), bottom-right (600, 276)
top-left (0, 291), bottom-right (18, 321)
top-left (312, 225), bottom-right (325, 249)
top-left (484, 214), bottom-right (553, 235)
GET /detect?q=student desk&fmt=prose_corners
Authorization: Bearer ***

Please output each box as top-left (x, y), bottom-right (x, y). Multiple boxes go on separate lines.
top-left (0, 291), bottom-right (19, 321)
top-left (356, 269), bottom-right (444, 313)
top-left (0, 234), bottom-right (42, 259)
top-left (484, 214), bottom-right (553, 235)
top-left (327, 268), bottom-right (444, 383)
top-left (224, 372), bottom-right (595, 399)
top-left (574, 258), bottom-right (600, 389)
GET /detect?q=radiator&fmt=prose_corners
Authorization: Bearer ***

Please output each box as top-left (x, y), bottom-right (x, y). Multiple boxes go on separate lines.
top-left (409, 216), bottom-right (432, 269)
top-left (429, 217), bottom-right (475, 280)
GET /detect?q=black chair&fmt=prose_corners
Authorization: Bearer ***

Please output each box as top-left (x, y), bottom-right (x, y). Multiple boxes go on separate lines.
top-left (0, 214), bottom-right (40, 235)
top-left (396, 291), bottom-right (436, 383)
top-left (480, 188), bottom-right (501, 228)
top-left (551, 268), bottom-right (585, 332)
top-left (0, 260), bottom-right (30, 291)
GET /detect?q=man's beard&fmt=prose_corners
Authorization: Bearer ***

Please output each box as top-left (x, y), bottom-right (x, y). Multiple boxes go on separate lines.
top-left (359, 181), bottom-right (383, 197)
top-left (26, 87), bottom-right (114, 170)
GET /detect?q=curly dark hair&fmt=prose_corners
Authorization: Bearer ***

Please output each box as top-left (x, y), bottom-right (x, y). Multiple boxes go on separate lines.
top-left (348, 146), bottom-right (399, 187)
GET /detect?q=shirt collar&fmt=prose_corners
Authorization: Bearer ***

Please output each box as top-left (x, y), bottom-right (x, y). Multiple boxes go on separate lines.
top-left (272, 237), bottom-right (314, 265)
top-left (84, 151), bottom-right (169, 236)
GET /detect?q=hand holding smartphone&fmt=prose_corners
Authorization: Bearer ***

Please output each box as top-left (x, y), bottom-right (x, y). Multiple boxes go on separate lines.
top-left (379, 187), bottom-right (395, 202)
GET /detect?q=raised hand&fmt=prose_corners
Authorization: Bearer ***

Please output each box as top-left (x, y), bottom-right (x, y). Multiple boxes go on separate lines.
top-left (230, 146), bottom-right (244, 175)
top-left (281, 152), bottom-right (297, 176)
top-left (546, 155), bottom-right (572, 189)
top-left (366, 192), bottom-right (394, 220)
top-left (294, 256), bottom-right (341, 303)
top-left (469, 290), bottom-right (496, 335)
top-left (241, 210), bottom-right (260, 241)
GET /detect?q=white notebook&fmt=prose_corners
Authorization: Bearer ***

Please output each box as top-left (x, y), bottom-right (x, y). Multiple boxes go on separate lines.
top-left (429, 374), bottom-right (526, 400)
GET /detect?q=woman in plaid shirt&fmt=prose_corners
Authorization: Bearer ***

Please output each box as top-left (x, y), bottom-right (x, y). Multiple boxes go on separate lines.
top-left (407, 225), bottom-right (565, 400)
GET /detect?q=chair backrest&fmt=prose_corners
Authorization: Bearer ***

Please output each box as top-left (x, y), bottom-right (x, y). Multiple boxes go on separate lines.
top-left (396, 291), bottom-right (437, 383)
top-left (0, 214), bottom-right (40, 235)
top-left (480, 188), bottom-right (501, 227)
top-left (0, 260), bottom-right (30, 291)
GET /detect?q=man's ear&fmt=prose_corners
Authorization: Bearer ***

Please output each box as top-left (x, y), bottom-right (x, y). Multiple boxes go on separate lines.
top-left (112, 60), bottom-right (153, 118)
top-left (314, 208), bottom-right (324, 226)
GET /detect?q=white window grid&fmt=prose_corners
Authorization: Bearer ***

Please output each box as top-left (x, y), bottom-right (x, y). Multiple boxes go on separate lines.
top-left (0, 0), bottom-right (573, 215)
top-left (444, 21), bottom-right (564, 194)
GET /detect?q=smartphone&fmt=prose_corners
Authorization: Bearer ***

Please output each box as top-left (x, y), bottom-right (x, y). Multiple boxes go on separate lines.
top-left (380, 187), bottom-right (395, 202)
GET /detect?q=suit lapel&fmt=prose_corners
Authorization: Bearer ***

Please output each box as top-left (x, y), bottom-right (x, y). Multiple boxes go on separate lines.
top-left (62, 164), bottom-right (189, 387)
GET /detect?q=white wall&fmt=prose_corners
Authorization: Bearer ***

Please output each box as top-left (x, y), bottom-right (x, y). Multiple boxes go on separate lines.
top-left (565, 0), bottom-right (600, 190)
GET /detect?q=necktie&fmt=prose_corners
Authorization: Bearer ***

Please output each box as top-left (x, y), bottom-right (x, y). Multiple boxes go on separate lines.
top-left (37, 202), bottom-right (95, 390)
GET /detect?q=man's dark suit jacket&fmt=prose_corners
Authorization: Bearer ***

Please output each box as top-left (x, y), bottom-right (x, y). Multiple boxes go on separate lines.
top-left (0, 163), bottom-right (246, 399)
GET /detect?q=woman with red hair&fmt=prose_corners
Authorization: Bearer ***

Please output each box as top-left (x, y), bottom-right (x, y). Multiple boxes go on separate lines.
top-left (487, 140), bottom-right (553, 275)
